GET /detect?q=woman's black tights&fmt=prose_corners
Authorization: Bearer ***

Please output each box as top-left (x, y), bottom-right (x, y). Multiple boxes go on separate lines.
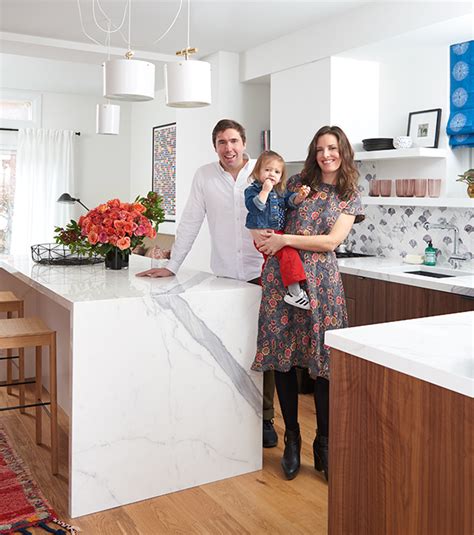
top-left (274, 368), bottom-right (329, 437)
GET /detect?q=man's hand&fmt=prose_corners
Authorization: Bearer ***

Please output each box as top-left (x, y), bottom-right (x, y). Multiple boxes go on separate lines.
top-left (136, 267), bottom-right (175, 278)
top-left (294, 185), bottom-right (311, 204)
top-left (249, 228), bottom-right (274, 246)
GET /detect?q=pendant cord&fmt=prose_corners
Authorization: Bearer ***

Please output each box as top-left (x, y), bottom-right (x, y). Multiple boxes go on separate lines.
top-left (187, 0), bottom-right (190, 52)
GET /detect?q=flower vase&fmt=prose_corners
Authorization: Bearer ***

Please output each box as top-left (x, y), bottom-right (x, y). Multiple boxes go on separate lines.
top-left (105, 248), bottom-right (129, 270)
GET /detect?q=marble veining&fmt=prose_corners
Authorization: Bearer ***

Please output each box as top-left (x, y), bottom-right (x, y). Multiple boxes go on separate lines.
top-left (0, 254), bottom-right (262, 518)
top-left (325, 311), bottom-right (474, 397)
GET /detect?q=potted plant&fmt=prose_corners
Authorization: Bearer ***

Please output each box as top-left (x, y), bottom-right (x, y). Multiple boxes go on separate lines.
top-left (457, 169), bottom-right (474, 198)
top-left (54, 191), bottom-right (165, 269)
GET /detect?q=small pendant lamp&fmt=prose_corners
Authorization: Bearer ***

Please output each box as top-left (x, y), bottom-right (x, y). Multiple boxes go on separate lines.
top-left (104, 51), bottom-right (155, 102)
top-left (164, 0), bottom-right (211, 108)
top-left (96, 103), bottom-right (120, 135)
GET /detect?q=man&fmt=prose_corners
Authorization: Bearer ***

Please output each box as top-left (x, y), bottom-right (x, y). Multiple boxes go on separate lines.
top-left (137, 119), bottom-right (278, 448)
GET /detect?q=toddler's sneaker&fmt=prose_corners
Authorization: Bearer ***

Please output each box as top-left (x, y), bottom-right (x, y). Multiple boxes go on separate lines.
top-left (284, 290), bottom-right (310, 310)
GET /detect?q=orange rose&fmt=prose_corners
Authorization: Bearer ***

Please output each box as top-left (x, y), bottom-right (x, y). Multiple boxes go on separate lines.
top-left (117, 236), bottom-right (131, 250)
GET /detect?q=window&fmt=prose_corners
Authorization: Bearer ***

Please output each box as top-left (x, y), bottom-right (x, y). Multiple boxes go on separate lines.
top-left (0, 90), bottom-right (41, 129)
top-left (0, 149), bottom-right (16, 253)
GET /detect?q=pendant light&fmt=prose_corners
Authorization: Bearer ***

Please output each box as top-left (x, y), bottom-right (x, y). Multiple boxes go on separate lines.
top-left (102, 0), bottom-right (155, 102)
top-left (164, 0), bottom-right (211, 108)
top-left (104, 51), bottom-right (155, 101)
top-left (96, 103), bottom-right (120, 135)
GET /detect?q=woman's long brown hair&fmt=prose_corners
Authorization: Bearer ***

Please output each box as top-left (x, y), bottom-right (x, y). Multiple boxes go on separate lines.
top-left (301, 125), bottom-right (359, 200)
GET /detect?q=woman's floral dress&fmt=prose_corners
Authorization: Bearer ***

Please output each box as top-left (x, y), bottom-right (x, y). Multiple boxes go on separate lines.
top-left (251, 174), bottom-right (364, 380)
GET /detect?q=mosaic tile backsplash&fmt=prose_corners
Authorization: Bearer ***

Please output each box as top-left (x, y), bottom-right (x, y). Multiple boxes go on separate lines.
top-left (347, 164), bottom-right (474, 267)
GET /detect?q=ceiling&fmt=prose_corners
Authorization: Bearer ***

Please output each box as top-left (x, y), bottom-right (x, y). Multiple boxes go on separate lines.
top-left (0, 0), bottom-right (372, 63)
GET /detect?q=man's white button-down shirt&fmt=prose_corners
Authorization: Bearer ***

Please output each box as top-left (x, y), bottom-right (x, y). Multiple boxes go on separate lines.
top-left (166, 157), bottom-right (263, 281)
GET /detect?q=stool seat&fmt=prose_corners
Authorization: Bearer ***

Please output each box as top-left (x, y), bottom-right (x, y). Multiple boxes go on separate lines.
top-left (0, 317), bottom-right (53, 348)
top-left (0, 291), bottom-right (23, 313)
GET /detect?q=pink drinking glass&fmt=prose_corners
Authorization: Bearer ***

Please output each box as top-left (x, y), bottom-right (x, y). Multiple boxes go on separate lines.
top-left (379, 179), bottom-right (392, 197)
top-left (395, 179), bottom-right (405, 197)
top-left (414, 179), bottom-right (427, 197)
top-left (369, 180), bottom-right (380, 196)
top-left (404, 179), bottom-right (415, 197)
top-left (428, 179), bottom-right (441, 197)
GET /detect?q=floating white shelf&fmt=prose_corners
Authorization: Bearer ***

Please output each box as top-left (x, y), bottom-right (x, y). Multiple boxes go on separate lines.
top-left (355, 148), bottom-right (447, 161)
top-left (362, 196), bottom-right (474, 208)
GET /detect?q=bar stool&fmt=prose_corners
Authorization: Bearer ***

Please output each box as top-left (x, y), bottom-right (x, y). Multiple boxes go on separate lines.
top-left (0, 317), bottom-right (58, 475)
top-left (0, 291), bottom-right (25, 410)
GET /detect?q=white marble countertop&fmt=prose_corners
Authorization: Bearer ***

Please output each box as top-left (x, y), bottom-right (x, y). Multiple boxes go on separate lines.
top-left (325, 311), bottom-right (474, 397)
top-left (0, 254), bottom-right (259, 311)
top-left (336, 256), bottom-right (474, 297)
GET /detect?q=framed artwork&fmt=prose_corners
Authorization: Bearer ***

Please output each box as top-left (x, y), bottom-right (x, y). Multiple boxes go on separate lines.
top-left (152, 122), bottom-right (176, 222)
top-left (407, 108), bottom-right (442, 148)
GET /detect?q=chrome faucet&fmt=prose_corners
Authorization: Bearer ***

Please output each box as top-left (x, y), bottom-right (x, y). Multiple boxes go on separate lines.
top-left (424, 223), bottom-right (469, 262)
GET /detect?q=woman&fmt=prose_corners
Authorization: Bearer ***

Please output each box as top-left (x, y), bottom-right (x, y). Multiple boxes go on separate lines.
top-left (251, 126), bottom-right (364, 481)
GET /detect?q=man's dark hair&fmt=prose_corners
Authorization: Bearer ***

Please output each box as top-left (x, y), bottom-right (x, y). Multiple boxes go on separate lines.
top-left (212, 119), bottom-right (246, 148)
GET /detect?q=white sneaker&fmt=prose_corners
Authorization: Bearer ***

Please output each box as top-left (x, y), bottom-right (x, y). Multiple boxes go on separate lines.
top-left (284, 290), bottom-right (310, 310)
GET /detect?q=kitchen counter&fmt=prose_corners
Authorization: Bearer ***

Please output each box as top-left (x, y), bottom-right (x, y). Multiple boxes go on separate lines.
top-left (326, 310), bottom-right (473, 534)
top-left (336, 256), bottom-right (474, 297)
top-left (0, 254), bottom-right (262, 518)
top-left (325, 311), bottom-right (473, 397)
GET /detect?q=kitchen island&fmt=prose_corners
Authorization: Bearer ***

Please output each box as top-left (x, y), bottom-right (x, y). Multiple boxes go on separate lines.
top-left (325, 312), bottom-right (473, 535)
top-left (0, 254), bottom-right (262, 518)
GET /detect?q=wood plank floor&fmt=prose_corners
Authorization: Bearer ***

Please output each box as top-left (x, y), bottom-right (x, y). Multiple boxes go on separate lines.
top-left (0, 385), bottom-right (328, 534)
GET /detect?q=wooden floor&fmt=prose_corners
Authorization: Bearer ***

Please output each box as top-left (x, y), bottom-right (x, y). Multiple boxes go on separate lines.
top-left (0, 385), bottom-right (328, 534)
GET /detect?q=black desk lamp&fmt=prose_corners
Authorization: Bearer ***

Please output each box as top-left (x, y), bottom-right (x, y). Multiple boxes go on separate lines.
top-left (57, 193), bottom-right (90, 211)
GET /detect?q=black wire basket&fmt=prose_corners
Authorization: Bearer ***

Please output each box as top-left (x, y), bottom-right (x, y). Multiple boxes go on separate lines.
top-left (31, 243), bottom-right (104, 265)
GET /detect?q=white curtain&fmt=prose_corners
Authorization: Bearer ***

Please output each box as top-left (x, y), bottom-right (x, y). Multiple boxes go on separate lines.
top-left (11, 128), bottom-right (75, 254)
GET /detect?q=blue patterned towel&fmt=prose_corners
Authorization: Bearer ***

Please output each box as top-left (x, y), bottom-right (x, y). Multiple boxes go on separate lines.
top-left (447, 40), bottom-right (474, 147)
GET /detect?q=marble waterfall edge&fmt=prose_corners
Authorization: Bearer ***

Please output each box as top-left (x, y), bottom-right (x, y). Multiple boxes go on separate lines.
top-left (70, 284), bottom-right (262, 517)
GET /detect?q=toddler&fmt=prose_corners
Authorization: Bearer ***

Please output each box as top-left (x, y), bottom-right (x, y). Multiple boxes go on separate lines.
top-left (245, 150), bottom-right (310, 310)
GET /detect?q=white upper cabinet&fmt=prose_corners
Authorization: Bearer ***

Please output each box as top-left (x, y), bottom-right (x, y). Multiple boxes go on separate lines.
top-left (270, 57), bottom-right (379, 162)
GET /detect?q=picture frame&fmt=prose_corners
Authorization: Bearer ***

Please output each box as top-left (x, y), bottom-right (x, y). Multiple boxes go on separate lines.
top-left (152, 122), bottom-right (176, 222)
top-left (407, 108), bottom-right (442, 148)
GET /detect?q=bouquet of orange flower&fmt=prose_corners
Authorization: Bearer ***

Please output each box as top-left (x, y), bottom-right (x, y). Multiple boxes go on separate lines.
top-left (54, 191), bottom-right (165, 258)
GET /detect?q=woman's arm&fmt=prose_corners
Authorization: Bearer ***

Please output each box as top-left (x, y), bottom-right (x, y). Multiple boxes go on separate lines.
top-left (258, 213), bottom-right (356, 255)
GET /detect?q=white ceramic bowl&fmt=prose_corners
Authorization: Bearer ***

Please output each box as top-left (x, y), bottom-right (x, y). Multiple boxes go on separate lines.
top-left (393, 136), bottom-right (413, 149)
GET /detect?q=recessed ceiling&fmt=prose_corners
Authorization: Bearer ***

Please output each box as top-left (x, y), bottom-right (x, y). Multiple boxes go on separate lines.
top-left (0, 0), bottom-right (370, 61)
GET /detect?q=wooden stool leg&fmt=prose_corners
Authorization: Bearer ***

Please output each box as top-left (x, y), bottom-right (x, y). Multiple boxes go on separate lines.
top-left (19, 347), bottom-right (25, 414)
top-left (49, 333), bottom-right (58, 475)
top-left (19, 302), bottom-right (25, 413)
top-left (35, 346), bottom-right (42, 445)
top-left (6, 311), bottom-right (12, 395)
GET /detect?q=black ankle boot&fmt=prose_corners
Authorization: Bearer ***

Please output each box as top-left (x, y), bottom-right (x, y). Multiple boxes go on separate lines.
top-left (313, 432), bottom-right (328, 482)
top-left (281, 427), bottom-right (301, 480)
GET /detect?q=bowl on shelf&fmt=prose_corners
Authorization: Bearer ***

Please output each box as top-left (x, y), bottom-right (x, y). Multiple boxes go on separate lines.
top-left (393, 136), bottom-right (413, 149)
top-left (362, 138), bottom-right (394, 151)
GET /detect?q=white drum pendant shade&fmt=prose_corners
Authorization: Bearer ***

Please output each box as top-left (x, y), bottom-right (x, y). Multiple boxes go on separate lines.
top-left (165, 60), bottom-right (211, 108)
top-left (104, 59), bottom-right (155, 101)
top-left (96, 104), bottom-right (120, 135)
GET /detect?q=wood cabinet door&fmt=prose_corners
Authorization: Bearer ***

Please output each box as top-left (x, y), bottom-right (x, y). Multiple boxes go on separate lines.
top-left (341, 274), bottom-right (386, 327)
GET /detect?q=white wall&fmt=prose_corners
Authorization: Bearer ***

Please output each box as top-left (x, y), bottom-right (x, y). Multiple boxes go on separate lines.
top-left (40, 92), bottom-right (132, 216)
top-left (129, 88), bottom-right (176, 235)
top-left (241, 2), bottom-right (472, 81)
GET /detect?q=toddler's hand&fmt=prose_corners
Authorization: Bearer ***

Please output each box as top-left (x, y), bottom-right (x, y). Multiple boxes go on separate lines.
top-left (295, 185), bottom-right (311, 202)
top-left (262, 179), bottom-right (274, 193)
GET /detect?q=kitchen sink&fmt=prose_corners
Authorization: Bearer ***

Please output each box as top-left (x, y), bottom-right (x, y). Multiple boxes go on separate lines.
top-left (405, 270), bottom-right (455, 278)
top-left (335, 252), bottom-right (375, 258)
